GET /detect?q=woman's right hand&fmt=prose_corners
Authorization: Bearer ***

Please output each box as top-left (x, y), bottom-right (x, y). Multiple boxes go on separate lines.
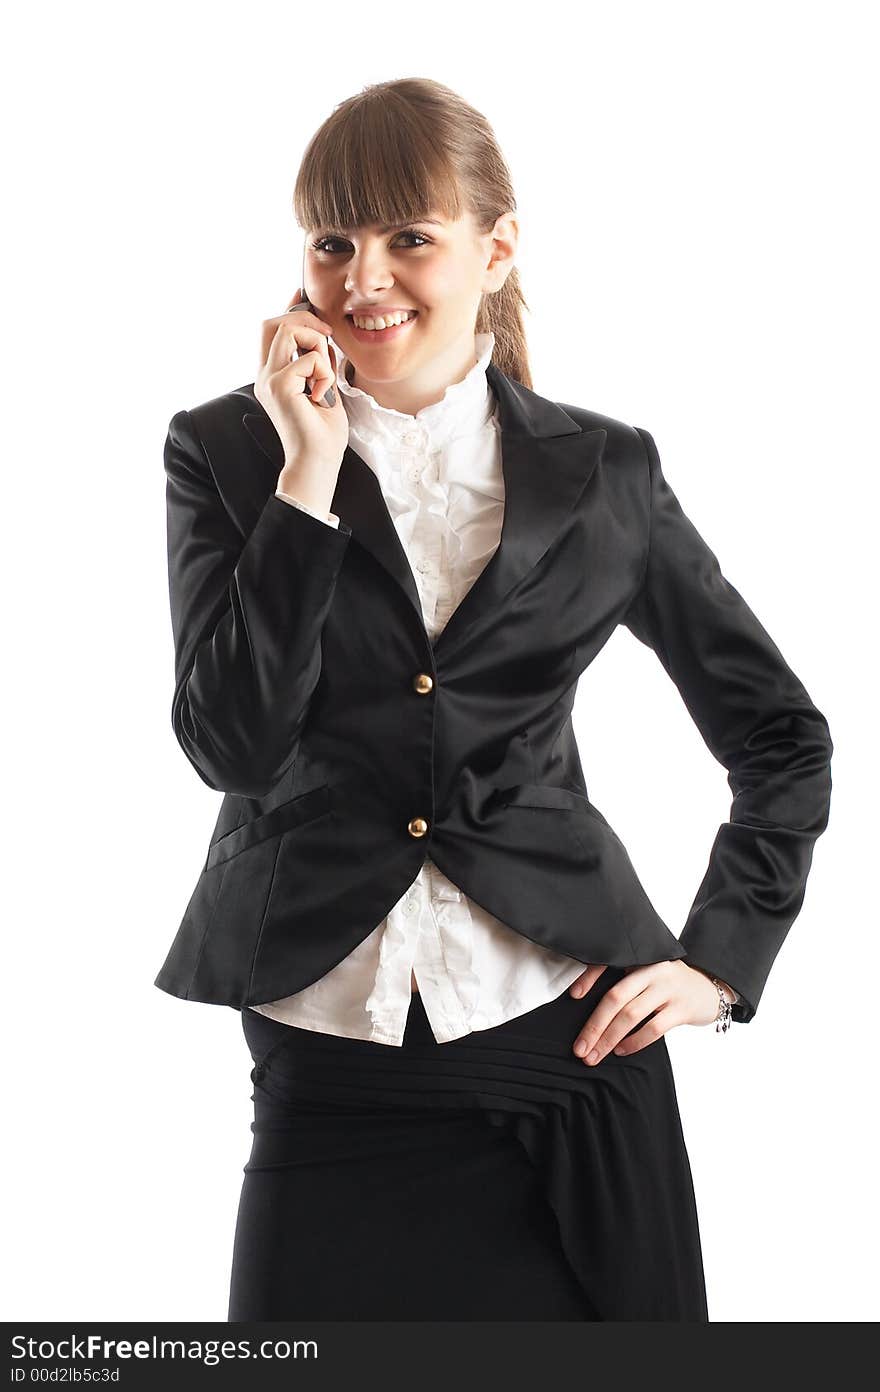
top-left (254, 289), bottom-right (349, 471)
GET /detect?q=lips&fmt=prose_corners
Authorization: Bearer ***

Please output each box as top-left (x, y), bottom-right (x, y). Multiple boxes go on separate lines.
top-left (346, 310), bottom-right (418, 324)
top-left (345, 311), bottom-right (419, 343)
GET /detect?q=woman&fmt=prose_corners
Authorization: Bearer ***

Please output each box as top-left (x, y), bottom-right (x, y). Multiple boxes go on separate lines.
top-left (155, 78), bottom-right (833, 1321)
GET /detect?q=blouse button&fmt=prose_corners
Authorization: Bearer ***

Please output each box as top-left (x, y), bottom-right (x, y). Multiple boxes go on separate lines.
top-left (402, 430), bottom-right (420, 447)
top-left (408, 817), bottom-right (429, 838)
top-left (412, 673), bottom-right (434, 694)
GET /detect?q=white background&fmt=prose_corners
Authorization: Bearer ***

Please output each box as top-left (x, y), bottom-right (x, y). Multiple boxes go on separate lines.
top-left (4, 0), bottom-right (875, 1324)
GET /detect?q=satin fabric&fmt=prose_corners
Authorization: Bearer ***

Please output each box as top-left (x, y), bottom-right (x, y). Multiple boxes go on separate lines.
top-left (155, 363), bottom-right (833, 1024)
top-left (227, 964), bottom-right (709, 1322)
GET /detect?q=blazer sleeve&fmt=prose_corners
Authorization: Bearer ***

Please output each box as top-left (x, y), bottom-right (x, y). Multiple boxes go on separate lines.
top-left (621, 427), bottom-right (833, 1023)
top-left (165, 408), bottom-right (351, 799)
top-left (274, 488), bottom-right (342, 529)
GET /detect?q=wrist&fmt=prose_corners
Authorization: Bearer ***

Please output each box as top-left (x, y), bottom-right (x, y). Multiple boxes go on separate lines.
top-left (689, 964), bottom-right (737, 1002)
top-left (277, 458), bottom-right (339, 518)
top-left (714, 978), bottom-right (738, 1006)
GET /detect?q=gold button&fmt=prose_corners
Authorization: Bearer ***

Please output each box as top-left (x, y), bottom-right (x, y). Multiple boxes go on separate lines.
top-left (412, 673), bottom-right (434, 694)
top-left (408, 817), bottom-right (429, 838)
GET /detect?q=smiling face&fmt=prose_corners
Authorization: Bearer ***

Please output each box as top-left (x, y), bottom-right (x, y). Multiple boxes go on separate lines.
top-left (302, 208), bottom-right (517, 414)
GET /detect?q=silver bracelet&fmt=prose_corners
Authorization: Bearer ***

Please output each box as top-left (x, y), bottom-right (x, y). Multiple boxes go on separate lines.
top-left (710, 976), bottom-right (733, 1033)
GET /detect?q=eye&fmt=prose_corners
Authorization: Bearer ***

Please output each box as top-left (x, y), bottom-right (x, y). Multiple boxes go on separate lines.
top-left (311, 229), bottom-right (432, 253)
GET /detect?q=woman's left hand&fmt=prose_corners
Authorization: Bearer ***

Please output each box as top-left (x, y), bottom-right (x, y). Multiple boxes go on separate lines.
top-left (569, 961), bottom-right (728, 1064)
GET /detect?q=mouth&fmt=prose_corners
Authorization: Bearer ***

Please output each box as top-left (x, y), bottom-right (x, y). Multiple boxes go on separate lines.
top-left (344, 310), bottom-right (419, 343)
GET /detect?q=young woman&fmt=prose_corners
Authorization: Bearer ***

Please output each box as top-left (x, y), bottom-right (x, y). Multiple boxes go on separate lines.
top-left (155, 77), bottom-right (833, 1322)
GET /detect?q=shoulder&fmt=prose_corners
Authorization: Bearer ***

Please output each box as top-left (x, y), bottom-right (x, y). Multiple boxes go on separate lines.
top-left (171, 380), bottom-right (258, 439)
top-left (552, 397), bottom-right (648, 459)
top-left (539, 390), bottom-right (655, 519)
top-left (489, 364), bottom-right (647, 462)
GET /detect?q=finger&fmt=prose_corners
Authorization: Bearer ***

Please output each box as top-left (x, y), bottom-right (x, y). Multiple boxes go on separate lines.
top-left (573, 983), bottom-right (662, 1064)
top-left (612, 1006), bottom-right (680, 1057)
top-left (260, 305), bottom-right (333, 366)
top-left (265, 321), bottom-right (329, 384)
top-left (568, 964), bottom-right (606, 998)
top-left (283, 320), bottom-right (335, 393)
top-left (275, 346), bottom-right (318, 396)
top-left (266, 319), bottom-right (323, 370)
top-left (285, 303), bottom-right (333, 331)
top-left (295, 343), bottom-right (335, 405)
top-left (260, 314), bottom-right (332, 369)
top-left (571, 974), bottom-right (639, 1053)
top-left (584, 997), bottom-right (665, 1064)
top-left (279, 338), bottom-right (335, 407)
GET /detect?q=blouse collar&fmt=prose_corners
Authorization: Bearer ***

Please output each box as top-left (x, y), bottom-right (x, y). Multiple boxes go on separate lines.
top-left (334, 331), bottom-right (497, 452)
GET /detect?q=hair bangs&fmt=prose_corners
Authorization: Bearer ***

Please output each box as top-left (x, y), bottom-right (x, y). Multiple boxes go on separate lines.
top-left (294, 104), bottom-right (463, 235)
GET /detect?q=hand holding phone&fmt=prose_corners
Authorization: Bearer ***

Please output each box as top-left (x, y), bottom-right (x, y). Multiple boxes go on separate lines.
top-left (286, 288), bottom-right (337, 407)
top-left (255, 287), bottom-right (349, 476)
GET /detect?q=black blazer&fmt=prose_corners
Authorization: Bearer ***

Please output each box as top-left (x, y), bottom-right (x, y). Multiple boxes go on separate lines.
top-left (154, 363), bottom-right (833, 1024)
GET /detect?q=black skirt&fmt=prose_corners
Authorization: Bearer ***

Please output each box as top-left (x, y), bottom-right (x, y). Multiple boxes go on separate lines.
top-left (227, 964), bottom-right (709, 1322)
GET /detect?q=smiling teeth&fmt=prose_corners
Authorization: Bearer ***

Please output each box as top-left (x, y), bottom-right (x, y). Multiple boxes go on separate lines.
top-left (352, 310), bottom-right (416, 330)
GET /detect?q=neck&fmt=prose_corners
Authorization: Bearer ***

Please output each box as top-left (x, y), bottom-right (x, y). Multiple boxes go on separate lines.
top-left (344, 331), bottom-right (481, 417)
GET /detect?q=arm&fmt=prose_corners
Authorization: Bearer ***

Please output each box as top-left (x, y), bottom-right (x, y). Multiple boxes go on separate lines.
top-left (165, 408), bottom-right (351, 798)
top-left (622, 427), bottom-right (833, 1023)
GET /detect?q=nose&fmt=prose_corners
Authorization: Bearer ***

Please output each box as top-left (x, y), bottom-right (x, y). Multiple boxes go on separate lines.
top-left (344, 243), bottom-right (396, 299)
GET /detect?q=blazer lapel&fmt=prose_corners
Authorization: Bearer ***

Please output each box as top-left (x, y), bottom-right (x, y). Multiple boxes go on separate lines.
top-left (237, 362), bottom-right (607, 659)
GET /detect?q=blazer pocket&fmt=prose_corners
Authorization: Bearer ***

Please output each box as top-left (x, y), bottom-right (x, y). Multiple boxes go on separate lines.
top-left (206, 783), bottom-right (332, 870)
top-left (494, 782), bottom-right (601, 815)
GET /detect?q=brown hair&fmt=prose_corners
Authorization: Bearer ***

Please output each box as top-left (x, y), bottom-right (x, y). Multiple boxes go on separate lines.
top-left (292, 77), bottom-right (532, 389)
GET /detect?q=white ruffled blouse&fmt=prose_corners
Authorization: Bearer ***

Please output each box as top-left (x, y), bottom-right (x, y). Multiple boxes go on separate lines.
top-left (250, 331), bottom-right (592, 1045)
